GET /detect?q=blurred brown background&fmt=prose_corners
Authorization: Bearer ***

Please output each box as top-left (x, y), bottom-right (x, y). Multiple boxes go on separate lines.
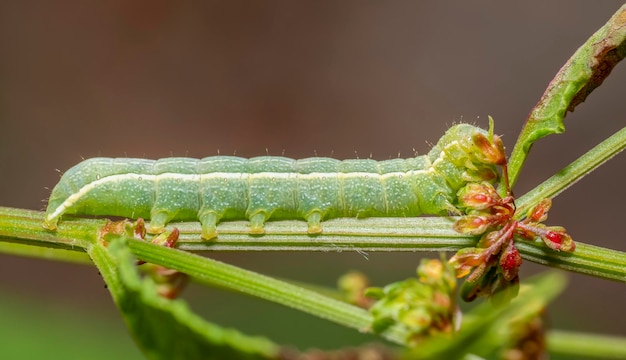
top-left (0, 1), bottom-right (624, 357)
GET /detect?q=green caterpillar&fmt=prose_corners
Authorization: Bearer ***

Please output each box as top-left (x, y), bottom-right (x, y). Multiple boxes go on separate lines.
top-left (43, 123), bottom-right (503, 240)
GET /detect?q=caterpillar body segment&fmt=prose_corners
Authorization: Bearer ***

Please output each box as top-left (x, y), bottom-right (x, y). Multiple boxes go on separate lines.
top-left (44, 124), bottom-right (503, 240)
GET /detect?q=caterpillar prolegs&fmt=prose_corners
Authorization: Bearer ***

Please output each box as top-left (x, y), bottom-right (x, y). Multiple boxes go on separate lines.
top-left (43, 123), bottom-right (506, 240)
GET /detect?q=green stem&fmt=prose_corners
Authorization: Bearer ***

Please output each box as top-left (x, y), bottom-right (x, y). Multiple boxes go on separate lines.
top-left (515, 126), bottom-right (626, 216)
top-left (0, 207), bottom-right (99, 250)
top-left (169, 217), bottom-right (473, 252)
top-left (0, 241), bottom-right (92, 265)
top-left (116, 235), bottom-right (409, 345)
top-left (1, 207), bottom-right (624, 282)
top-left (516, 241), bottom-right (626, 282)
top-left (547, 330), bottom-right (626, 358)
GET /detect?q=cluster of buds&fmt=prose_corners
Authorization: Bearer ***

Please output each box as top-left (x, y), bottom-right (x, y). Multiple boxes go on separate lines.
top-left (102, 219), bottom-right (188, 299)
top-left (449, 182), bottom-right (574, 302)
top-left (364, 258), bottom-right (458, 346)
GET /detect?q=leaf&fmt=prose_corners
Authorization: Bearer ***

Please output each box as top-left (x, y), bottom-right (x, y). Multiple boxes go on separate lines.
top-left (508, 4), bottom-right (626, 186)
top-left (87, 238), bottom-right (279, 360)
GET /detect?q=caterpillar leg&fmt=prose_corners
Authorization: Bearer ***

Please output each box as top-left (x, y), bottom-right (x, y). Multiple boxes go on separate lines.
top-left (42, 216), bottom-right (59, 230)
top-left (198, 211), bottom-right (219, 240)
top-left (431, 193), bottom-right (461, 216)
top-left (149, 210), bottom-right (173, 234)
top-left (248, 211), bottom-right (268, 235)
top-left (306, 210), bottom-right (323, 235)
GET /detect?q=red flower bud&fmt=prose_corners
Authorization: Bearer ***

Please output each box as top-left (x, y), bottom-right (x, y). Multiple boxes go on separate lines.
top-left (541, 227), bottom-right (575, 252)
top-left (499, 241), bottom-right (522, 281)
top-left (458, 182), bottom-right (500, 210)
top-left (527, 198), bottom-right (551, 222)
top-left (453, 215), bottom-right (492, 235)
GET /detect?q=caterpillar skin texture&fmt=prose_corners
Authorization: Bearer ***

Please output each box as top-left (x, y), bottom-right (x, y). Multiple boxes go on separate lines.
top-left (44, 124), bottom-right (500, 240)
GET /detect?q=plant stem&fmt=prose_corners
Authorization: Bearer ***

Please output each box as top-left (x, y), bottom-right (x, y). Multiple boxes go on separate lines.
top-left (1, 207), bottom-right (624, 282)
top-left (170, 216), bottom-right (473, 252)
top-left (0, 207), bottom-right (100, 250)
top-left (116, 235), bottom-right (410, 345)
top-left (0, 241), bottom-right (92, 265)
top-left (547, 330), bottom-right (626, 358)
top-left (516, 241), bottom-right (626, 282)
top-left (515, 126), bottom-right (626, 216)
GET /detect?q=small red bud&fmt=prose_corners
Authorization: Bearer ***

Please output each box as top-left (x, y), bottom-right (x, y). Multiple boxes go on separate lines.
top-left (453, 215), bottom-right (491, 235)
top-left (546, 231), bottom-right (562, 244)
top-left (527, 198), bottom-right (551, 222)
top-left (551, 229), bottom-right (575, 252)
top-left (458, 183), bottom-right (499, 210)
top-left (541, 228), bottom-right (575, 252)
top-left (499, 242), bottom-right (522, 281)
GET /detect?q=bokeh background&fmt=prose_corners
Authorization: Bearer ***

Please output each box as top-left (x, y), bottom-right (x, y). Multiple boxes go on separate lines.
top-left (1, 1), bottom-right (624, 358)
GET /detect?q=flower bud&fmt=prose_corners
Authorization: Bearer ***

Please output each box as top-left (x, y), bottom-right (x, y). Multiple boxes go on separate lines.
top-left (472, 133), bottom-right (506, 166)
top-left (457, 182), bottom-right (500, 210)
top-left (449, 248), bottom-right (485, 278)
top-left (527, 198), bottom-right (551, 222)
top-left (453, 215), bottom-right (492, 235)
top-left (499, 241), bottom-right (522, 281)
top-left (541, 227), bottom-right (575, 252)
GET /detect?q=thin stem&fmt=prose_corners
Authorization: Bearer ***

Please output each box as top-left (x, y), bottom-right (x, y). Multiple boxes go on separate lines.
top-left (547, 330), bottom-right (626, 358)
top-left (515, 126), bottom-right (626, 216)
top-left (170, 217), bottom-right (473, 252)
top-left (1, 207), bottom-right (624, 282)
top-left (516, 241), bottom-right (626, 282)
top-left (0, 207), bottom-right (99, 250)
top-left (117, 235), bottom-right (410, 345)
top-left (0, 241), bottom-right (92, 265)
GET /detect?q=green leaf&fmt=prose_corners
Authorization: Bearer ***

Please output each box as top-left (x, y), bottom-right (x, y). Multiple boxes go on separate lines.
top-left (87, 238), bottom-right (280, 360)
top-left (508, 4), bottom-right (626, 186)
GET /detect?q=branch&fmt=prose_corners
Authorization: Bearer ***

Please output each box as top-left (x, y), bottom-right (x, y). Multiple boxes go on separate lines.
top-left (1, 207), bottom-right (624, 282)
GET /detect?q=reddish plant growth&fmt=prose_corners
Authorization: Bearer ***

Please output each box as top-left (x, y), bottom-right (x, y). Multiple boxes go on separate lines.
top-left (449, 130), bottom-right (575, 302)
